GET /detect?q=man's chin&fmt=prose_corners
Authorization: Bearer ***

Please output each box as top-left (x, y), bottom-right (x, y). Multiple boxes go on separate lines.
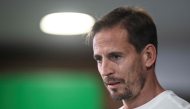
top-left (109, 88), bottom-right (133, 101)
top-left (110, 93), bottom-right (123, 101)
top-left (109, 89), bottom-right (124, 101)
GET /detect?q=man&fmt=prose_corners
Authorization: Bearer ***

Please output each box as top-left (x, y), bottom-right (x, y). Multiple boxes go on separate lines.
top-left (86, 6), bottom-right (190, 109)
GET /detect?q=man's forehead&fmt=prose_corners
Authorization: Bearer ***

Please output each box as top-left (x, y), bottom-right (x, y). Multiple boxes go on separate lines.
top-left (93, 27), bottom-right (128, 46)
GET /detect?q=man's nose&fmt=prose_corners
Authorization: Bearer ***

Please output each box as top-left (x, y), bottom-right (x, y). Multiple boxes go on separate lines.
top-left (100, 58), bottom-right (114, 77)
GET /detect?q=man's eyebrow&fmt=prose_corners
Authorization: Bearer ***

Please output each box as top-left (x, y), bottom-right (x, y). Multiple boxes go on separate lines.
top-left (93, 54), bottom-right (101, 59)
top-left (108, 52), bottom-right (123, 56)
top-left (93, 52), bottom-right (123, 58)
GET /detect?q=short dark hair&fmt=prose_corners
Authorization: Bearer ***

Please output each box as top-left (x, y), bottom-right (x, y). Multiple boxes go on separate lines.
top-left (86, 6), bottom-right (157, 54)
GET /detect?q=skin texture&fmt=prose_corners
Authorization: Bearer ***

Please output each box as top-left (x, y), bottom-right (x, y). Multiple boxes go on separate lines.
top-left (93, 26), bottom-right (164, 109)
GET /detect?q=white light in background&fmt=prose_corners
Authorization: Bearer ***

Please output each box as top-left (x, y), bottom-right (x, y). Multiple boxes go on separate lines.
top-left (40, 12), bottom-right (95, 35)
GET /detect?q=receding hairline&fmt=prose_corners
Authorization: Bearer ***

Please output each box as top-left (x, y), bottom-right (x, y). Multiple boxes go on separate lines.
top-left (86, 5), bottom-right (150, 45)
top-left (86, 19), bottom-right (129, 46)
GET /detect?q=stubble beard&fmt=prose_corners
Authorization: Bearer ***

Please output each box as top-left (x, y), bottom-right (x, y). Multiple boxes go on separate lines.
top-left (108, 75), bottom-right (145, 101)
top-left (110, 85), bottom-right (133, 101)
top-left (104, 76), bottom-right (134, 101)
top-left (105, 69), bottom-right (145, 101)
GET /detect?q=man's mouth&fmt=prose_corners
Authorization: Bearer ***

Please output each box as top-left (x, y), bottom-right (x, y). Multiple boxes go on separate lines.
top-left (106, 82), bottom-right (121, 89)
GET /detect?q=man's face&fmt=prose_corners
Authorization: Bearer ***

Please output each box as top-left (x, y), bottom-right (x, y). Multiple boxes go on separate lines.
top-left (93, 27), bottom-right (146, 101)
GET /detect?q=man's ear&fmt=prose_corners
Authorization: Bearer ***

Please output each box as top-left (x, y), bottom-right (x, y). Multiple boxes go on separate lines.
top-left (143, 44), bottom-right (157, 67)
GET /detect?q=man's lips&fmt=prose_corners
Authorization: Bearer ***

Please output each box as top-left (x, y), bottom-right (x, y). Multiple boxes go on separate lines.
top-left (103, 76), bottom-right (125, 89)
top-left (105, 82), bottom-right (121, 88)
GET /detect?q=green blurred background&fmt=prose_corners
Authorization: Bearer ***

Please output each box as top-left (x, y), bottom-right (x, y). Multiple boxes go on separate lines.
top-left (0, 70), bottom-right (103, 109)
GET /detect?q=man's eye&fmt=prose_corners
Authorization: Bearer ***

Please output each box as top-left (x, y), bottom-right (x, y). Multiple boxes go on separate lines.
top-left (115, 55), bottom-right (120, 59)
top-left (112, 55), bottom-right (121, 60)
top-left (95, 57), bottom-right (102, 62)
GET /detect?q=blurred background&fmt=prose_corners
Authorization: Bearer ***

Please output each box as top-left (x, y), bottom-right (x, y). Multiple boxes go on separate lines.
top-left (0, 0), bottom-right (190, 109)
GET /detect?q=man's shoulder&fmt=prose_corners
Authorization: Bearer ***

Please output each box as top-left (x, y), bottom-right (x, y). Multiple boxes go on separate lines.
top-left (159, 90), bottom-right (190, 109)
top-left (119, 90), bottom-right (190, 109)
